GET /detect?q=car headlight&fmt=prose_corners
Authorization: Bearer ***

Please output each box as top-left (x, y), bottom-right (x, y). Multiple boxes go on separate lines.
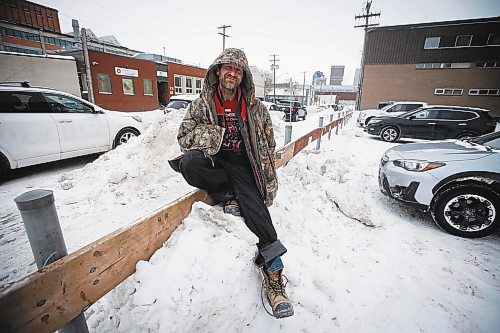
top-left (393, 160), bottom-right (445, 172)
top-left (368, 119), bottom-right (382, 124)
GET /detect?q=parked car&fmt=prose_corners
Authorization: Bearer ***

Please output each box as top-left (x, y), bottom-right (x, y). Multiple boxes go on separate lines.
top-left (262, 101), bottom-right (282, 112)
top-left (377, 101), bottom-right (395, 109)
top-left (379, 131), bottom-right (500, 238)
top-left (365, 105), bottom-right (497, 142)
top-left (0, 83), bottom-right (143, 180)
top-left (277, 100), bottom-right (307, 121)
top-left (357, 101), bottom-right (427, 127)
top-left (164, 94), bottom-right (198, 114)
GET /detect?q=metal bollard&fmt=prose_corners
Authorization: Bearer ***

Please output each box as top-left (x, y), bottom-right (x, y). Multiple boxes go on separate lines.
top-left (14, 189), bottom-right (89, 333)
top-left (316, 117), bottom-right (324, 150)
top-left (328, 114), bottom-right (334, 140)
top-left (284, 124), bottom-right (292, 145)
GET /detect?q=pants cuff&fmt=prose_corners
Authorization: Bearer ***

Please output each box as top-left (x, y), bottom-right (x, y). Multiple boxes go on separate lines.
top-left (259, 239), bottom-right (287, 266)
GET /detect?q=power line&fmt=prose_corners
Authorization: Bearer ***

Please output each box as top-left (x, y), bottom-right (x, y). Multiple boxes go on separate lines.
top-left (217, 25), bottom-right (231, 51)
top-left (269, 54), bottom-right (280, 102)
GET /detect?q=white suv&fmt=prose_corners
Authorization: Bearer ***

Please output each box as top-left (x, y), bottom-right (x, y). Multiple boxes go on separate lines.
top-left (0, 83), bottom-right (143, 180)
top-left (357, 101), bottom-right (427, 127)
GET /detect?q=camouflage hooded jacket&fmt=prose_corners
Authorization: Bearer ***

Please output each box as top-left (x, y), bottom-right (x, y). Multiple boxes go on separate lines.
top-left (177, 48), bottom-right (278, 206)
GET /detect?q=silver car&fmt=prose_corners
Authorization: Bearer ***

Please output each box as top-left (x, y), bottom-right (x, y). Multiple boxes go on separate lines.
top-left (379, 131), bottom-right (500, 238)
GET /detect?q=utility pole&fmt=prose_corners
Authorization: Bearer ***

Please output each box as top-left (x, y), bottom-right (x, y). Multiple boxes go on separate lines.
top-left (354, 0), bottom-right (380, 110)
top-left (302, 71), bottom-right (307, 105)
top-left (269, 54), bottom-right (279, 103)
top-left (217, 25), bottom-right (231, 51)
top-left (81, 28), bottom-right (94, 103)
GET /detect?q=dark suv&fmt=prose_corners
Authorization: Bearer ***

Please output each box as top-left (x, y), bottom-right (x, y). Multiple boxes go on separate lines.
top-left (276, 100), bottom-right (307, 122)
top-left (365, 105), bottom-right (497, 142)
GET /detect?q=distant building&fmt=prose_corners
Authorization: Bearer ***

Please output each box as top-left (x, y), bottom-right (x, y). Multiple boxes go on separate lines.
top-left (360, 16), bottom-right (500, 116)
top-left (0, 0), bottom-right (60, 32)
top-left (329, 65), bottom-right (345, 85)
top-left (312, 71), bottom-right (326, 86)
top-left (249, 66), bottom-right (265, 100)
top-left (314, 85), bottom-right (357, 107)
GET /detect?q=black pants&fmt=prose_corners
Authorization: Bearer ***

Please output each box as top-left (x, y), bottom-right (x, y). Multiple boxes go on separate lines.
top-left (179, 150), bottom-right (286, 264)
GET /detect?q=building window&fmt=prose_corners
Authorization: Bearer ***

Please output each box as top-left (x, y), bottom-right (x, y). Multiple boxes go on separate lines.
top-left (174, 76), bottom-right (182, 93)
top-left (424, 37), bottom-right (440, 49)
top-left (469, 89), bottom-right (499, 96)
top-left (195, 79), bottom-right (202, 94)
top-left (455, 35), bottom-right (472, 47)
top-left (476, 61), bottom-right (499, 68)
top-left (186, 78), bottom-right (193, 93)
top-left (97, 74), bottom-right (112, 94)
top-left (487, 34), bottom-right (500, 46)
top-left (143, 79), bottom-right (153, 96)
top-left (434, 88), bottom-right (463, 96)
top-left (122, 78), bottom-right (135, 95)
top-left (416, 63), bottom-right (471, 70)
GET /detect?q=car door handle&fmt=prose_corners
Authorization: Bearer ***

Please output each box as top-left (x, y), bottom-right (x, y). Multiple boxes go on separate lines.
top-left (458, 123), bottom-right (467, 126)
top-left (58, 120), bottom-right (73, 123)
top-left (427, 122), bottom-right (436, 125)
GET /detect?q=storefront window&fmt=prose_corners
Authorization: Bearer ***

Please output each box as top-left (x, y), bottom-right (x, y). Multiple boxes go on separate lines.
top-left (122, 78), bottom-right (134, 95)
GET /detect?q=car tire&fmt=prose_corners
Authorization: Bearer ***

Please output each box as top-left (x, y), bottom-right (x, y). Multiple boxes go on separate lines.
top-left (0, 153), bottom-right (10, 183)
top-left (431, 183), bottom-right (500, 238)
top-left (113, 128), bottom-right (140, 148)
top-left (380, 126), bottom-right (400, 142)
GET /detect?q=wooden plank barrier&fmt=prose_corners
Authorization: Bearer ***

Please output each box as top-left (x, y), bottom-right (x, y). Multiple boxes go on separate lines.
top-left (0, 112), bottom-right (351, 333)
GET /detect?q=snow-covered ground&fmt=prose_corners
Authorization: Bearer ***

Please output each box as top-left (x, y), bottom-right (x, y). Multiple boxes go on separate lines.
top-left (1, 107), bottom-right (499, 332)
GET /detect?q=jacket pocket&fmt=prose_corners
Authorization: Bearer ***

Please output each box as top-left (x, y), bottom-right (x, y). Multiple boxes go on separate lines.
top-left (190, 124), bottom-right (225, 156)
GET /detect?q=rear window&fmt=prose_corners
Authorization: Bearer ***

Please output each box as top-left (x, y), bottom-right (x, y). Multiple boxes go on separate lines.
top-left (437, 110), bottom-right (477, 120)
top-left (0, 91), bottom-right (48, 113)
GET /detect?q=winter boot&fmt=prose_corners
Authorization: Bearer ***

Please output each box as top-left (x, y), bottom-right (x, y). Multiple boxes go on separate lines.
top-left (260, 267), bottom-right (294, 318)
top-left (223, 199), bottom-right (241, 216)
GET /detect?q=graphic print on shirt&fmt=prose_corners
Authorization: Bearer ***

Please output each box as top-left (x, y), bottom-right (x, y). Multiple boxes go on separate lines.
top-left (221, 106), bottom-right (243, 152)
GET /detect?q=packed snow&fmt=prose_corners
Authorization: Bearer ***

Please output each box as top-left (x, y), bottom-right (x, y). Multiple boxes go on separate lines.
top-left (1, 107), bottom-right (499, 332)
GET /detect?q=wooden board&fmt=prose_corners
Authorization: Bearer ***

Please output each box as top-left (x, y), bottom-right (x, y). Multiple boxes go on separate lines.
top-left (0, 190), bottom-right (211, 333)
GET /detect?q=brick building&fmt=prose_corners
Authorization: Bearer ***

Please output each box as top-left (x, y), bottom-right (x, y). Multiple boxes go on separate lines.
top-left (360, 17), bottom-right (500, 117)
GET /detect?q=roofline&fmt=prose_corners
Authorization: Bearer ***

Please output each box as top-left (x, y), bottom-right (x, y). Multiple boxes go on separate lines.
top-left (368, 16), bottom-right (500, 32)
top-left (21, 0), bottom-right (59, 13)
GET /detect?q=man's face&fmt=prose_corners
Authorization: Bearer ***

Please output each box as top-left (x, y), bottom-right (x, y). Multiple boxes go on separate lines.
top-left (219, 63), bottom-right (243, 90)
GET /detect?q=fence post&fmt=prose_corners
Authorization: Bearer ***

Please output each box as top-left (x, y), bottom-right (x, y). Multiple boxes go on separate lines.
top-left (328, 114), bottom-right (334, 140)
top-left (316, 117), bottom-right (324, 150)
top-left (284, 124), bottom-right (292, 145)
top-left (14, 189), bottom-right (90, 333)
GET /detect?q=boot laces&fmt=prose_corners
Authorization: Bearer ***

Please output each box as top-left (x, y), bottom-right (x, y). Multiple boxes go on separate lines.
top-left (269, 274), bottom-right (287, 298)
top-left (261, 274), bottom-right (290, 317)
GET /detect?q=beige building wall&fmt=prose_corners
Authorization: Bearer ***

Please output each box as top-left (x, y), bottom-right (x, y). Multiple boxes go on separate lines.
top-left (0, 52), bottom-right (81, 97)
top-left (361, 64), bottom-right (500, 116)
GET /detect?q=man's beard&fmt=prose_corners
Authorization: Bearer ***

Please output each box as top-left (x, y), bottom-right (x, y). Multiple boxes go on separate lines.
top-left (220, 76), bottom-right (240, 90)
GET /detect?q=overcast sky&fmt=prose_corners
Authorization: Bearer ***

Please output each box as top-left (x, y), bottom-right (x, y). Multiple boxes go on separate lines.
top-left (36, 0), bottom-right (499, 85)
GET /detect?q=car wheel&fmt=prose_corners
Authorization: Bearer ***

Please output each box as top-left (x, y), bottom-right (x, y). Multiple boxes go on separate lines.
top-left (0, 153), bottom-right (10, 183)
top-left (431, 183), bottom-right (500, 238)
top-left (380, 126), bottom-right (399, 142)
top-left (114, 128), bottom-right (140, 148)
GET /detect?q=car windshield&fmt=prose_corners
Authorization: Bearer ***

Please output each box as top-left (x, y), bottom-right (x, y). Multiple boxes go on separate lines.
top-left (399, 107), bottom-right (426, 118)
top-left (166, 100), bottom-right (189, 109)
top-left (469, 131), bottom-right (500, 149)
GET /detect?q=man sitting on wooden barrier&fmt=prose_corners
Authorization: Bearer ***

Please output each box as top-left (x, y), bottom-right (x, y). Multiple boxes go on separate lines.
top-left (168, 48), bottom-right (293, 319)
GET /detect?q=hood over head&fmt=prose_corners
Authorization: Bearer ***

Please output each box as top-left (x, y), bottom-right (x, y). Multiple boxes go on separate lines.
top-left (202, 48), bottom-right (255, 103)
